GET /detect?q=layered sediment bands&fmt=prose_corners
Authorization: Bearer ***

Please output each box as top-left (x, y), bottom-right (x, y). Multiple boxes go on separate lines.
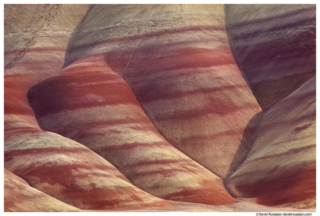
top-left (4, 4), bottom-right (90, 141)
top-left (7, 4), bottom-right (163, 211)
top-left (4, 168), bottom-right (80, 212)
top-left (4, 4), bottom-right (91, 144)
top-left (28, 54), bottom-right (237, 205)
top-left (6, 5), bottom-right (165, 210)
top-left (63, 4), bottom-right (163, 67)
top-left (225, 77), bottom-right (316, 208)
top-left (63, 4), bottom-right (262, 179)
top-left (5, 114), bottom-right (170, 210)
top-left (225, 5), bottom-right (316, 110)
top-left (5, 4), bottom-right (316, 211)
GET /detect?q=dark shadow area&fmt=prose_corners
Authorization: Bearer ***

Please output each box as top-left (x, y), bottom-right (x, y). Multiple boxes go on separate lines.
top-left (224, 4), bottom-right (254, 96)
top-left (225, 112), bottom-right (263, 179)
top-left (224, 5), bottom-right (316, 111)
top-left (62, 4), bottom-right (95, 68)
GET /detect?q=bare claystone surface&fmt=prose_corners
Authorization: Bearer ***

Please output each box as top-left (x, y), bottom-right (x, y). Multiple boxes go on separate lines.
top-left (4, 4), bottom-right (316, 212)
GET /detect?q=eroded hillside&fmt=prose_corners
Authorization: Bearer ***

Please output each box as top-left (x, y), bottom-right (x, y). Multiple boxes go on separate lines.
top-left (4, 4), bottom-right (316, 212)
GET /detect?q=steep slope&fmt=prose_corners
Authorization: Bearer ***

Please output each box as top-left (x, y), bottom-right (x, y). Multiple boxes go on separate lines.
top-left (225, 77), bottom-right (316, 208)
top-left (225, 4), bottom-right (316, 110)
top-left (28, 53), bottom-right (236, 206)
top-left (4, 168), bottom-right (80, 212)
top-left (63, 4), bottom-right (262, 179)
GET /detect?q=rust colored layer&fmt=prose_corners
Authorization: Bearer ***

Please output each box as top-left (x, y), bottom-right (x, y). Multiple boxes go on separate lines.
top-left (4, 168), bottom-right (80, 212)
top-left (5, 126), bottom-right (171, 210)
top-left (237, 162), bottom-right (315, 207)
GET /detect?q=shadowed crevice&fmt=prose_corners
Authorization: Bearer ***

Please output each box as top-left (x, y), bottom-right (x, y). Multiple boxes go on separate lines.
top-left (224, 4), bottom-right (258, 108)
top-left (224, 4), bottom-right (316, 111)
top-left (225, 112), bottom-right (263, 180)
top-left (62, 4), bottom-right (95, 68)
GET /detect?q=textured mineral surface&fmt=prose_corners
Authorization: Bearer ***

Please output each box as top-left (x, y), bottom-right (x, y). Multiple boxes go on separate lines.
top-left (4, 4), bottom-right (316, 212)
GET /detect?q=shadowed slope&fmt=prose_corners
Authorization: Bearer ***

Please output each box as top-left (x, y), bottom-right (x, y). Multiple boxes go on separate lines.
top-left (28, 53), bottom-right (237, 206)
top-left (225, 77), bottom-right (316, 208)
top-left (225, 5), bottom-right (316, 110)
top-left (63, 4), bottom-right (262, 179)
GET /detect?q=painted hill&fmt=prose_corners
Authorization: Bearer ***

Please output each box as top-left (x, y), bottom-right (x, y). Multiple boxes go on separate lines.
top-left (27, 53), bottom-right (236, 206)
top-left (62, 4), bottom-right (262, 179)
top-left (4, 4), bottom-right (316, 212)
